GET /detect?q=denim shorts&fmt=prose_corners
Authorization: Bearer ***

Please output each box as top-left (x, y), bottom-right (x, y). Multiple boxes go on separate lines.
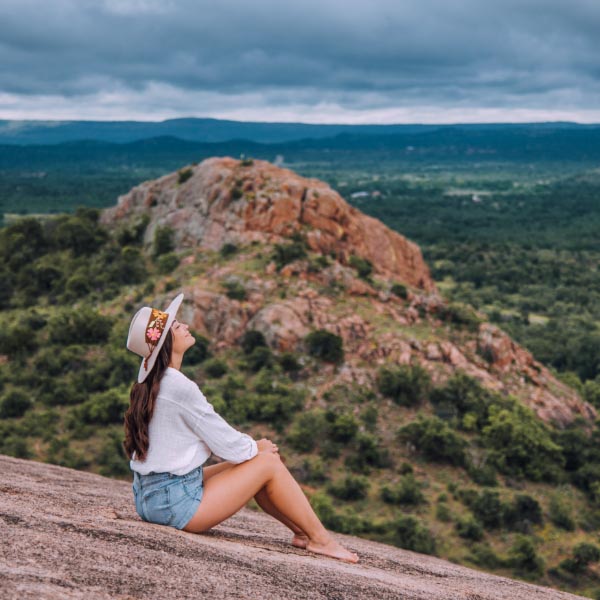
top-left (132, 465), bottom-right (204, 530)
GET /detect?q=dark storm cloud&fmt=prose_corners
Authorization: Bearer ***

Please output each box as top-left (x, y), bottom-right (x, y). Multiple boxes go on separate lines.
top-left (0, 0), bottom-right (599, 119)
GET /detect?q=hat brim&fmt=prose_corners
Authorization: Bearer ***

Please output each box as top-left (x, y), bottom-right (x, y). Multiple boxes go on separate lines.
top-left (137, 292), bottom-right (184, 383)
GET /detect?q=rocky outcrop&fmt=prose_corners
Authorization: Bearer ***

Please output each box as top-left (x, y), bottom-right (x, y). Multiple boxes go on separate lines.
top-left (102, 157), bottom-right (594, 428)
top-left (169, 271), bottom-right (595, 427)
top-left (0, 455), bottom-right (585, 600)
top-left (476, 324), bottom-right (596, 426)
top-left (100, 157), bottom-right (435, 291)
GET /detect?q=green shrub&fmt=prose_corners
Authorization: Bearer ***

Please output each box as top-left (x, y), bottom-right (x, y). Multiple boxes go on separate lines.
top-left (223, 279), bottom-right (247, 301)
top-left (19, 408), bottom-right (59, 439)
top-left (157, 252), bottom-right (180, 274)
top-left (573, 542), bottom-right (600, 569)
top-left (0, 317), bottom-right (40, 358)
top-left (549, 493), bottom-right (576, 531)
top-left (112, 246), bottom-right (147, 284)
top-left (152, 225), bottom-right (175, 257)
top-left (53, 215), bottom-right (107, 255)
top-left (471, 489), bottom-right (505, 529)
top-left (388, 515), bottom-right (436, 555)
top-left (397, 415), bottom-right (467, 466)
top-left (46, 437), bottom-right (89, 470)
top-left (244, 346), bottom-right (274, 372)
top-left (456, 516), bottom-right (484, 541)
top-left (241, 330), bottom-right (267, 354)
top-left (376, 364), bottom-right (431, 407)
top-left (508, 535), bottom-right (544, 577)
top-left (345, 433), bottom-right (391, 473)
top-left (236, 375), bottom-right (304, 430)
top-left (584, 379), bottom-right (600, 407)
top-left (468, 543), bottom-right (501, 569)
top-left (381, 473), bottom-right (425, 505)
top-left (482, 401), bottom-right (564, 481)
top-left (271, 242), bottom-right (307, 268)
top-left (178, 168), bottom-right (193, 184)
top-left (203, 358), bottom-right (228, 378)
top-left (37, 378), bottom-right (87, 406)
top-left (503, 494), bottom-right (543, 532)
top-left (328, 475), bottom-right (370, 501)
top-left (65, 274), bottom-right (91, 298)
top-left (116, 214), bottom-right (149, 247)
top-left (68, 389), bottom-right (128, 426)
top-left (438, 302), bottom-right (482, 331)
top-left (391, 282), bottom-right (408, 299)
top-left (98, 430), bottom-right (130, 477)
top-left (0, 435), bottom-right (31, 458)
top-left (47, 306), bottom-right (112, 345)
top-left (310, 491), bottom-right (342, 530)
top-left (231, 186), bottom-right (244, 200)
top-left (305, 329), bottom-right (344, 364)
top-left (560, 543), bottom-right (600, 574)
top-left (328, 411), bottom-right (359, 443)
top-left (467, 462), bottom-right (498, 486)
top-left (436, 503), bottom-right (452, 522)
top-left (572, 463), bottom-right (600, 497)
top-left (360, 405), bottom-right (378, 431)
top-left (220, 243), bottom-right (238, 258)
top-left (554, 426), bottom-right (590, 472)
top-left (184, 334), bottom-right (211, 364)
top-left (430, 371), bottom-right (495, 430)
top-left (0, 389), bottom-right (32, 418)
top-left (278, 352), bottom-right (301, 372)
top-left (348, 255), bottom-right (373, 279)
top-left (308, 255), bottom-right (330, 273)
top-left (287, 410), bottom-right (328, 452)
top-left (293, 456), bottom-right (328, 485)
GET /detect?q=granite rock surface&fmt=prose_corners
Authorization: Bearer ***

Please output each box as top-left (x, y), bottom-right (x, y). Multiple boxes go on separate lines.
top-left (0, 455), bottom-right (585, 600)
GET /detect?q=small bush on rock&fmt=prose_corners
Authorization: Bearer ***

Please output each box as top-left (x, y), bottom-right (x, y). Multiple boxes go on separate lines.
top-left (305, 330), bottom-right (344, 364)
top-left (377, 364), bottom-right (431, 407)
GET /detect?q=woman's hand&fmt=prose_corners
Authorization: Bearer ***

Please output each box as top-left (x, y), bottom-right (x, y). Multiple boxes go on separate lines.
top-left (257, 438), bottom-right (279, 454)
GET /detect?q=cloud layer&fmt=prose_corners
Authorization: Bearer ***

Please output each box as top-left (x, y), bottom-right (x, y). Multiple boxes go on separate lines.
top-left (1, 0), bottom-right (599, 122)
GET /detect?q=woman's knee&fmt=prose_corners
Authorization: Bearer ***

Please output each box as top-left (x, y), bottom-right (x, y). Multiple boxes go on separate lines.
top-left (253, 452), bottom-right (283, 475)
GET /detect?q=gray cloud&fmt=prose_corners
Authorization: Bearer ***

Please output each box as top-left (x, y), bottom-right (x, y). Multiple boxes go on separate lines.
top-left (0, 0), bottom-right (599, 121)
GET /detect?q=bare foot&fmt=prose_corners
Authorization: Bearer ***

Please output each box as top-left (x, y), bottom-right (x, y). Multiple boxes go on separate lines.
top-left (291, 533), bottom-right (309, 549)
top-left (306, 537), bottom-right (359, 564)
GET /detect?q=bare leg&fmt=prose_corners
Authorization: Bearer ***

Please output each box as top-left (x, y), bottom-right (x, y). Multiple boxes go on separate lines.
top-left (205, 461), bottom-right (309, 546)
top-left (254, 487), bottom-right (310, 548)
top-left (183, 453), bottom-right (358, 563)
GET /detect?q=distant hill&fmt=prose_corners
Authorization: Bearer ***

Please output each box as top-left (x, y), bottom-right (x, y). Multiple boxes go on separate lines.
top-left (0, 117), bottom-right (597, 147)
top-left (0, 117), bottom-right (441, 145)
top-left (3, 123), bottom-right (600, 171)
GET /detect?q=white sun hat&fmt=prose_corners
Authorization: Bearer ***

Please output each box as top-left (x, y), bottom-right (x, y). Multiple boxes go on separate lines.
top-left (126, 293), bottom-right (184, 383)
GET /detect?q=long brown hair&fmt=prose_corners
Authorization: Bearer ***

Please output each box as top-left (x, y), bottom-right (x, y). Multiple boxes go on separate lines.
top-left (123, 329), bottom-right (173, 461)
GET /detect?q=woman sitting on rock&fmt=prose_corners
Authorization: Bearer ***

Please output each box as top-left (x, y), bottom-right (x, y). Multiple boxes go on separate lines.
top-left (123, 292), bottom-right (359, 564)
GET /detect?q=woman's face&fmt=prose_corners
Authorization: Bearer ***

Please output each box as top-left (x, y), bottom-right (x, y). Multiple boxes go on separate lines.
top-left (171, 319), bottom-right (195, 355)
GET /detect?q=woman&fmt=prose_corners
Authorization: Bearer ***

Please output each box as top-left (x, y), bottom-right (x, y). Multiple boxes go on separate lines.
top-left (123, 293), bottom-right (359, 563)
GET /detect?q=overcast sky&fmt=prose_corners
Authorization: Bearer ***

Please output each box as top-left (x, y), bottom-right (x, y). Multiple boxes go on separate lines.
top-left (1, 0), bottom-right (599, 123)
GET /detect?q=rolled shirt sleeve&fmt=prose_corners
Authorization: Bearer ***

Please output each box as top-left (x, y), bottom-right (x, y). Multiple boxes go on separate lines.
top-left (185, 381), bottom-right (258, 464)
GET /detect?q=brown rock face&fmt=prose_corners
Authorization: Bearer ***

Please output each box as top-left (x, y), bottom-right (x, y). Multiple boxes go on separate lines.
top-left (100, 157), bottom-right (435, 291)
top-left (477, 323), bottom-right (596, 426)
top-left (0, 455), bottom-right (584, 600)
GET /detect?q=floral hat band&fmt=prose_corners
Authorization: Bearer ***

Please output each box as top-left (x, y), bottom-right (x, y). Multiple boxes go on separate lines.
top-left (126, 293), bottom-right (184, 383)
top-left (144, 308), bottom-right (168, 369)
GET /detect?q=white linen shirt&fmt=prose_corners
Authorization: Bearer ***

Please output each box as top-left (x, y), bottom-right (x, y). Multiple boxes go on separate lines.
top-left (130, 367), bottom-right (258, 475)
